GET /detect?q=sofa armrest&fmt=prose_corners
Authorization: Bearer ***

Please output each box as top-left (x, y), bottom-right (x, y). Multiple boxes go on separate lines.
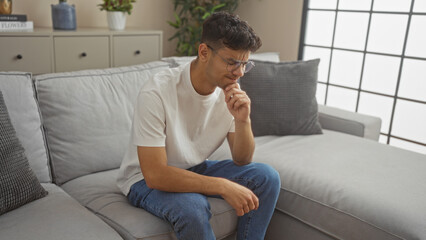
top-left (318, 105), bottom-right (382, 141)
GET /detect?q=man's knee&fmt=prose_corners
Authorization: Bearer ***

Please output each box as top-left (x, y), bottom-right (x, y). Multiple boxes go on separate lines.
top-left (169, 194), bottom-right (213, 237)
top-left (171, 193), bottom-right (212, 225)
top-left (252, 163), bottom-right (281, 190)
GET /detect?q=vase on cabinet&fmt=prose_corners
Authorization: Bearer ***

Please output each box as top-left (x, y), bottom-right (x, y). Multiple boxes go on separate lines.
top-left (51, 0), bottom-right (76, 30)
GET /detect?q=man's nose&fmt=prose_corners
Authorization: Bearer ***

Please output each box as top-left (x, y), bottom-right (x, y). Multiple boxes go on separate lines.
top-left (232, 65), bottom-right (245, 77)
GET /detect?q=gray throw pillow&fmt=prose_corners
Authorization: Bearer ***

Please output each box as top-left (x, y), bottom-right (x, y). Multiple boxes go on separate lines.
top-left (0, 90), bottom-right (48, 215)
top-left (240, 59), bottom-right (322, 136)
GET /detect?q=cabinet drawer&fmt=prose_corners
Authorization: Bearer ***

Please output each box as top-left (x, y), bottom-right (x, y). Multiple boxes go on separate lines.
top-left (54, 36), bottom-right (110, 72)
top-left (0, 37), bottom-right (52, 74)
top-left (113, 35), bottom-right (160, 67)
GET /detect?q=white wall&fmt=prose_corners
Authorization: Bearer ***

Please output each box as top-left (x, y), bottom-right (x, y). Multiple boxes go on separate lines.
top-left (236, 0), bottom-right (303, 61)
top-left (13, 0), bottom-right (303, 59)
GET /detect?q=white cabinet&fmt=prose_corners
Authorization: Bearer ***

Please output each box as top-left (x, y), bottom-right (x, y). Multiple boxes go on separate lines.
top-left (0, 36), bottom-right (52, 74)
top-left (113, 35), bottom-right (161, 67)
top-left (0, 28), bottom-right (163, 74)
top-left (54, 36), bottom-right (110, 72)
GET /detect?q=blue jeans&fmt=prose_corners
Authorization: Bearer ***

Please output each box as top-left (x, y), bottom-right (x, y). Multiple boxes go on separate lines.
top-left (128, 160), bottom-right (281, 240)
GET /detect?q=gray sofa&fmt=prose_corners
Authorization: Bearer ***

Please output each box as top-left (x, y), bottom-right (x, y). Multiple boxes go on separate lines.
top-left (0, 57), bottom-right (425, 240)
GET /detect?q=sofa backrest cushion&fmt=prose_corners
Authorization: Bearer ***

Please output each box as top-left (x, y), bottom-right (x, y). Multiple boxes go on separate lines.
top-left (34, 62), bottom-right (170, 185)
top-left (240, 59), bottom-right (323, 136)
top-left (0, 72), bottom-right (51, 183)
top-left (0, 90), bottom-right (48, 215)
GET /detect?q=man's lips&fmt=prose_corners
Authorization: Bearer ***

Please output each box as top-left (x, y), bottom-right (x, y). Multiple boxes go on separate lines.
top-left (227, 76), bottom-right (239, 82)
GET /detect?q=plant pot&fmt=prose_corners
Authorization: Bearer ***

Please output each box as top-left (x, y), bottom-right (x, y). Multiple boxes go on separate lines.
top-left (107, 11), bottom-right (127, 31)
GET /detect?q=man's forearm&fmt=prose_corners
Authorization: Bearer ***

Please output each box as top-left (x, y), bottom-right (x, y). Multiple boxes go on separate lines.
top-left (145, 162), bottom-right (259, 217)
top-left (232, 119), bottom-right (255, 165)
top-left (145, 164), bottom-right (227, 195)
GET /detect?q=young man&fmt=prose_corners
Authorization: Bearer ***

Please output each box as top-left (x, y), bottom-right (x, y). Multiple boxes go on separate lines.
top-left (117, 12), bottom-right (280, 240)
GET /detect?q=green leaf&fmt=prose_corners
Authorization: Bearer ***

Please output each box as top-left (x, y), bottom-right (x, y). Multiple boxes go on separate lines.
top-left (168, 31), bottom-right (181, 41)
top-left (167, 21), bottom-right (180, 28)
top-left (201, 12), bottom-right (210, 20)
top-left (212, 3), bottom-right (226, 12)
top-left (193, 6), bottom-right (206, 12)
top-left (174, 12), bottom-right (181, 24)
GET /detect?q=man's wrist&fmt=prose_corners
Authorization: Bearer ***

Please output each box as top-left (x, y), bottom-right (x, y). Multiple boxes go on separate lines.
top-left (235, 118), bottom-right (251, 125)
top-left (214, 177), bottom-right (230, 196)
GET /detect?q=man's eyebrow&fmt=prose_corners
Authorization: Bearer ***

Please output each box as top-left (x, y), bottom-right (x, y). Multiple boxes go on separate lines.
top-left (227, 57), bottom-right (246, 64)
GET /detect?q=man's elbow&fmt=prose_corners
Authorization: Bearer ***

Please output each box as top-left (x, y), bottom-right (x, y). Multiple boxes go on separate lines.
top-left (232, 150), bottom-right (254, 166)
top-left (143, 172), bottom-right (164, 190)
top-left (232, 157), bottom-right (252, 166)
top-left (144, 178), bottom-right (157, 189)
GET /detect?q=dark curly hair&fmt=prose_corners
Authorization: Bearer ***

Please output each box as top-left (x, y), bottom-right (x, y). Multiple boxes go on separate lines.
top-left (201, 11), bottom-right (262, 52)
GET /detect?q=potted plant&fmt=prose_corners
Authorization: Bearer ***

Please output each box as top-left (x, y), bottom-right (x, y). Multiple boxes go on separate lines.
top-left (98, 0), bottom-right (136, 30)
top-left (168, 0), bottom-right (240, 56)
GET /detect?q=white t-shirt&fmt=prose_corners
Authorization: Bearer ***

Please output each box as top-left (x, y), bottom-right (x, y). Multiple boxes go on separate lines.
top-left (117, 62), bottom-right (235, 195)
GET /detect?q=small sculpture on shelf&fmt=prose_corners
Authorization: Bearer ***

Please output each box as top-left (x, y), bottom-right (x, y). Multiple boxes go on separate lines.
top-left (0, 0), bottom-right (12, 14)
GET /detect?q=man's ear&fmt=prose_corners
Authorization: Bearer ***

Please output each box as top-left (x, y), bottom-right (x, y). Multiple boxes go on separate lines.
top-left (198, 43), bottom-right (209, 62)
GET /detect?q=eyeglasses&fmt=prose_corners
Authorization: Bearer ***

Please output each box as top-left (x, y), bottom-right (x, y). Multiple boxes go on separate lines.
top-left (207, 45), bottom-right (255, 73)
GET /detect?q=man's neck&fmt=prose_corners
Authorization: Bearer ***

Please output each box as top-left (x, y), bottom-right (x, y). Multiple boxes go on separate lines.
top-left (190, 59), bottom-right (216, 96)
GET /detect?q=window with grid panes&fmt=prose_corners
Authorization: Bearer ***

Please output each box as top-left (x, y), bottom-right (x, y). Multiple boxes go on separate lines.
top-left (299, 0), bottom-right (426, 154)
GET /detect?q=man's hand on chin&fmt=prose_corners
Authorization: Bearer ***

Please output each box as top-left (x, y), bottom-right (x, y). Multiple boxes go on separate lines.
top-left (223, 83), bottom-right (251, 122)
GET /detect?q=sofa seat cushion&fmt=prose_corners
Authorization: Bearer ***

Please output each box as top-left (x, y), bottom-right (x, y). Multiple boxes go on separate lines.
top-left (61, 169), bottom-right (237, 240)
top-left (0, 183), bottom-right (122, 240)
top-left (210, 130), bottom-right (426, 240)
